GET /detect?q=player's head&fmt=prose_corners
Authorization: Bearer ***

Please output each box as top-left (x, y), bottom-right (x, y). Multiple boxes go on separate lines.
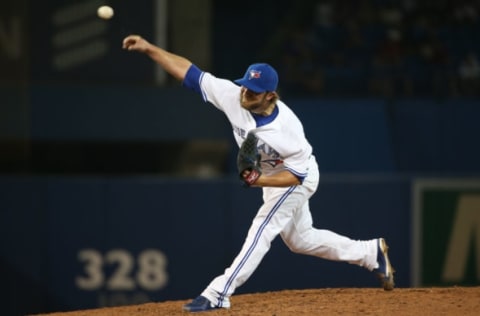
top-left (234, 63), bottom-right (278, 93)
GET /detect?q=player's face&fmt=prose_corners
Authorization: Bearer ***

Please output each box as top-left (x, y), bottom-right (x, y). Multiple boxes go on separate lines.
top-left (240, 87), bottom-right (269, 112)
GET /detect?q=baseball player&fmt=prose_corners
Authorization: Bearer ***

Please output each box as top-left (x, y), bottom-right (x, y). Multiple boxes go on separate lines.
top-left (122, 35), bottom-right (395, 313)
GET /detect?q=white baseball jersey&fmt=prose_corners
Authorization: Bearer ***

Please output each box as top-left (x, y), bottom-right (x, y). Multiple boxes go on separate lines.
top-left (183, 64), bottom-right (380, 308)
top-left (186, 66), bottom-right (312, 181)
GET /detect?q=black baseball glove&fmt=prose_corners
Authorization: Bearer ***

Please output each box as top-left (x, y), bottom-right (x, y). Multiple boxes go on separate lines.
top-left (237, 132), bottom-right (262, 186)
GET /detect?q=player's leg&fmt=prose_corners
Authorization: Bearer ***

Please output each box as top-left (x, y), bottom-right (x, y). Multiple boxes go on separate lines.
top-left (280, 195), bottom-right (378, 270)
top-left (279, 188), bottom-right (394, 289)
top-left (198, 186), bottom-right (303, 308)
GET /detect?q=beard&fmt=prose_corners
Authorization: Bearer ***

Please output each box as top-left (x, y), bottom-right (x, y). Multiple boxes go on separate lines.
top-left (240, 93), bottom-right (266, 112)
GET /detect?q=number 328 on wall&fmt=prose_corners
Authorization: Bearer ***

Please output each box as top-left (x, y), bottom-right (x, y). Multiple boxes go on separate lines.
top-left (75, 249), bottom-right (168, 291)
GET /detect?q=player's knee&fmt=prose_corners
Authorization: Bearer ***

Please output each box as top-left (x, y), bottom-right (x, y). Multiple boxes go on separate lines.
top-left (285, 242), bottom-right (308, 254)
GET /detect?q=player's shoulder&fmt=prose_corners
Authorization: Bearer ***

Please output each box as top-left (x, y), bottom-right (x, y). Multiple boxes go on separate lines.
top-left (277, 99), bottom-right (297, 115)
top-left (276, 100), bottom-right (303, 126)
top-left (200, 71), bottom-right (242, 106)
top-left (202, 71), bottom-right (239, 90)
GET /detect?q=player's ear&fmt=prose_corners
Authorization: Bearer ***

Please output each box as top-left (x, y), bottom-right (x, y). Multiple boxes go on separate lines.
top-left (266, 91), bottom-right (278, 102)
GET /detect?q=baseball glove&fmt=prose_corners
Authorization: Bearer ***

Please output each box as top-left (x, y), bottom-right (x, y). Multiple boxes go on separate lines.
top-left (237, 132), bottom-right (262, 186)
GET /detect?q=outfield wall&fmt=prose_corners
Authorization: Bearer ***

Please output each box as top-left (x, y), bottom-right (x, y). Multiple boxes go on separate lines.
top-left (3, 175), bottom-right (480, 315)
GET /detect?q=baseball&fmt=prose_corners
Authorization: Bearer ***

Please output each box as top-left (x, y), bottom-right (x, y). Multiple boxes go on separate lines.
top-left (97, 5), bottom-right (114, 20)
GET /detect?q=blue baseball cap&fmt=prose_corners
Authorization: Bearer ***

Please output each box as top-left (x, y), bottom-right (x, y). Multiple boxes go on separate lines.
top-left (234, 63), bottom-right (279, 93)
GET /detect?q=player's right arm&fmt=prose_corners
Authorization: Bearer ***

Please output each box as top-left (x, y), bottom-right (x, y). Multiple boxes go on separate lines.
top-left (122, 35), bottom-right (192, 81)
top-left (123, 35), bottom-right (240, 114)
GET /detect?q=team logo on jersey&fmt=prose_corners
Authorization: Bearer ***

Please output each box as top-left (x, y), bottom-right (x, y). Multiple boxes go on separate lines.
top-left (249, 70), bottom-right (261, 80)
top-left (261, 159), bottom-right (284, 167)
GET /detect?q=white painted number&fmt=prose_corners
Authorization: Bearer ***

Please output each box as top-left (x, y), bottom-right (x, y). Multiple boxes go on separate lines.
top-left (137, 249), bottom-right (168, 290)
top-left (106, 249), bottom-right (136, 290)
top-left (76, 249), bottom-right (104, 290)
top-left (76, 249), bottom-right (168, 291)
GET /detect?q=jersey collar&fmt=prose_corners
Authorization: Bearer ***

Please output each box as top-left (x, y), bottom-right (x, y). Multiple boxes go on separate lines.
top-left (251, 104), bottom-right (279, 128)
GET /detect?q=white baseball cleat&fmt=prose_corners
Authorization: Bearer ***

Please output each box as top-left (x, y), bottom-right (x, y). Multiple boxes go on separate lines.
top-left (374, 238), bottom-right (395, 291)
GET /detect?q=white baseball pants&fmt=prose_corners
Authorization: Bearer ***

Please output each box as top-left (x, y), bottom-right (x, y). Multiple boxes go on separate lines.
top-left (202, 156), bottom-right (379, 308)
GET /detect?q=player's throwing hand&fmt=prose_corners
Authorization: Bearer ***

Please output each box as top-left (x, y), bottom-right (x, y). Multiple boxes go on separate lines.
top-left (122, 35), bottom-right (150, 52)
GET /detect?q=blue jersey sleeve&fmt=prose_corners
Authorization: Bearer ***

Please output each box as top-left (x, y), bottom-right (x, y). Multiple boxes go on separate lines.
top-left (182, 64), bottom-right (203, 94)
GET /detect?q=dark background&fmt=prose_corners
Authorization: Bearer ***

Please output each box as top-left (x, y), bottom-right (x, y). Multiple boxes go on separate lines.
top-left (1, 1), bottom-right (479, 315)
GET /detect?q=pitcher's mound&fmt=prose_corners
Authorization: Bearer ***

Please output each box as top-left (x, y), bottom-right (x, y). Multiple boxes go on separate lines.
top-left (33, 287), bottom-right (480, 316)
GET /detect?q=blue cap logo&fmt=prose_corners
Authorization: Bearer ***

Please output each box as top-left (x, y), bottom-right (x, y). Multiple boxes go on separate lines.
top-left (234, 63), bottom-right (278, 93)
top-left (249, 70), bottom-right (262, 80)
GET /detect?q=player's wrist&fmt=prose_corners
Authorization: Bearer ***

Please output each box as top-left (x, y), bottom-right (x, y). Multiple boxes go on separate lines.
top-left (144, 42), bottom-right (157, 54)
top-left (245, 170), bottom-right (262, 186)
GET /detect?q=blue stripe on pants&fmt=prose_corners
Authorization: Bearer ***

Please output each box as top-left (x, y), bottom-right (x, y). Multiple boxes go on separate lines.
top-left (218, 186), bottom-right (296, 306)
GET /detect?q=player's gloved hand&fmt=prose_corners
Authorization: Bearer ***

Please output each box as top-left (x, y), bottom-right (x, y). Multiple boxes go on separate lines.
top-left (241, 168), bottom-right (262, 186)
top-left (237, 132), bottom-right (262, 186)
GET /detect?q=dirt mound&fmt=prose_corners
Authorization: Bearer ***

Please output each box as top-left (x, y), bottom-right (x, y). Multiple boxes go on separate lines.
top-left (32, 287), bottom-right (480, 316)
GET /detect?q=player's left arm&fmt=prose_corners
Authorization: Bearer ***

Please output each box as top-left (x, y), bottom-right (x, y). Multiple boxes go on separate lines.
top-left (243, 170), bottom-right (301, 187)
